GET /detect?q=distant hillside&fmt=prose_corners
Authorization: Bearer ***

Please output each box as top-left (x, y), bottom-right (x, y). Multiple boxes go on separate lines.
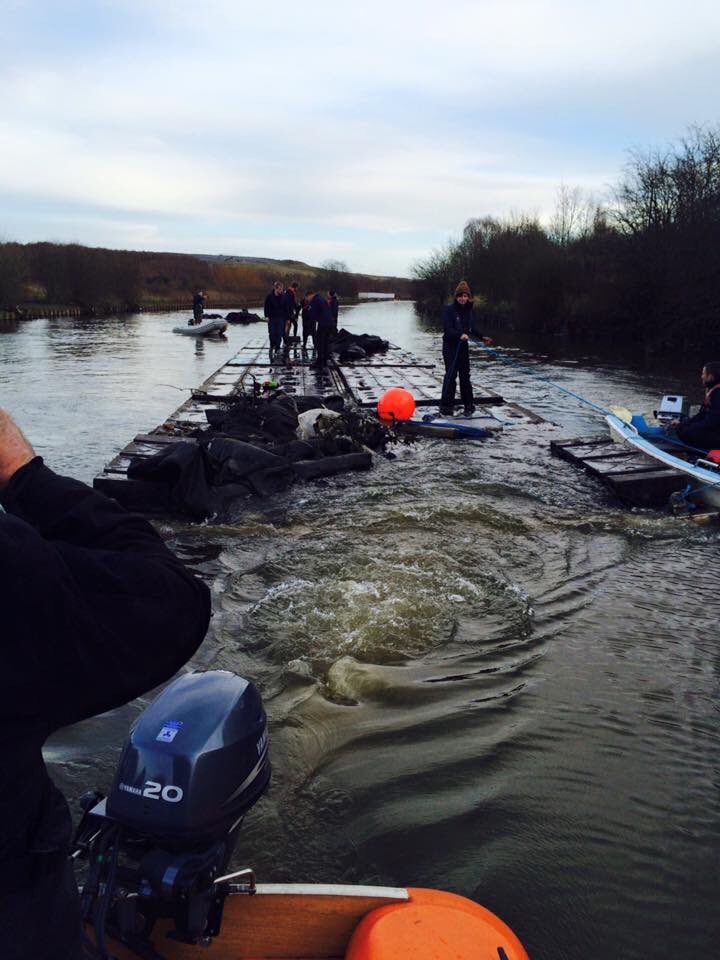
top-left (0, 241), bottom-right (413, 313)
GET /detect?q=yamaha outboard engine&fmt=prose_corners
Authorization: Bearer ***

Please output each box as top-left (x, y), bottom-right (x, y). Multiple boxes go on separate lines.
top-left (74, 671), bottom-right (270, 955)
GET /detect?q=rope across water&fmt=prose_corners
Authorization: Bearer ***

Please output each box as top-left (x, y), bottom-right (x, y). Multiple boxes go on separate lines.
top-left (471, 340), bottom-right (720, 501)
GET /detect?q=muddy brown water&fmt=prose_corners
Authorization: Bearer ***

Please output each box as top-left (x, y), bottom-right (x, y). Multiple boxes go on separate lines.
top-left (1, 303), bottom-right (718, 959)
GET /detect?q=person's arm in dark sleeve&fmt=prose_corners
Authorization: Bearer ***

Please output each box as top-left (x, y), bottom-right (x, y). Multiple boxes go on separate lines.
top-left (2, 457), bottom-right (211, 732)
top-left (263, 294), bottom-right (272, 319)
top-left (469, 309), bottom-right (484, 340)
top-left (4, 457), bottom-right (185, 556)
top-left (705, 392), bottom-right (720, 430)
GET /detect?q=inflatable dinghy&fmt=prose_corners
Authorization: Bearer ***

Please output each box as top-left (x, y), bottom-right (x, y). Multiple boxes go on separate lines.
top-left (173, 319), bottom-right (228, 337)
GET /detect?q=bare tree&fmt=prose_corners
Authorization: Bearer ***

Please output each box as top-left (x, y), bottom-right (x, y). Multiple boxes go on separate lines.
top-left (548, 184), bottom-right (597, 245)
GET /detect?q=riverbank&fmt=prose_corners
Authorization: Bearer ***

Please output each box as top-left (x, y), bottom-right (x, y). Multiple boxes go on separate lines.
top-left (1, 296), bottom-right (413, 323)
top-left (0, 241), bottom-right (414, 322)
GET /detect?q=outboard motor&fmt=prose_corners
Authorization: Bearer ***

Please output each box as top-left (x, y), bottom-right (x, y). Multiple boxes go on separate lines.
top-left (655, 394), bottom-right (689, 424)
top-left (74, 671), bottom-right (270, 956)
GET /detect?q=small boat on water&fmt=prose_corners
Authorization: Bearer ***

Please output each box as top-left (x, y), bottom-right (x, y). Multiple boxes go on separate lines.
top-left (77, 671), bottom-right (529, 959)
top-left (606, 409), bottom-right (720, 510)
top-left (173, 319), bottom-right (228, 337)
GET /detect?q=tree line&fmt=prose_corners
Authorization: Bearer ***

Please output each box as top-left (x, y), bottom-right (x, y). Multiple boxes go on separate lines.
top-left (0, 239), bottom-right (409, 314)
top-left (413, 125), bottom-right (720, 355)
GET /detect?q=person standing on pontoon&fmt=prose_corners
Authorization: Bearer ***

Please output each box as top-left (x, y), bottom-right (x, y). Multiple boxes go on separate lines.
top-left (191, 290), bottom-right (206, 326)
top-left (264, 281), bottom-right (289, 359)
top-left (285, 282), bottom-right (301, 342)
top-left (301, 293), bottom-right (315, 355)
top-left (439, 281), bottom-right (493, 417)
top-left (309, 289), bottom-right (334, 370)
top-left (328, 290), bottom-right (339, 331)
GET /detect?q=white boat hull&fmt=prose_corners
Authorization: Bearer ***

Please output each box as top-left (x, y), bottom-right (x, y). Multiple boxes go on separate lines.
top-left (173, 319), bottom-right (228, 337)
top-left (606, 414), bottom-right (720, 510)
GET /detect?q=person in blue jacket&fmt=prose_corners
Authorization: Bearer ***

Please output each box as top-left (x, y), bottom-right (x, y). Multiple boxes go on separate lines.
top-left (439, 280), bottom-right (493, 416)
top-left (308, 290), bottom-right (334, 369)
top-left (673, 361), bottom-right (720, 450)
top-left (0, 409), bottom-right (211, 960)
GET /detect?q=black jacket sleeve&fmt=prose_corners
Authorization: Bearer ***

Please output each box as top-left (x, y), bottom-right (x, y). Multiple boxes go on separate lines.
top-left (441, 304), bottom-right (460, 342)
top-left (0, 458), bottom-right (211, 733)
top-left (677, 391), bottom-right (720, 450)
top-left (441, 304), bottom-right (483, 342)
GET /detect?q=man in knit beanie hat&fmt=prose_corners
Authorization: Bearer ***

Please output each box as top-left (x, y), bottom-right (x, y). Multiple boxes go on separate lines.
top-left (439, 280), bottom-right (493, 416)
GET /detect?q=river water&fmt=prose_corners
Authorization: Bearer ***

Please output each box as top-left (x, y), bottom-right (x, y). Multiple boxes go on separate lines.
top-left (1, 303), bottom-right (718, 959)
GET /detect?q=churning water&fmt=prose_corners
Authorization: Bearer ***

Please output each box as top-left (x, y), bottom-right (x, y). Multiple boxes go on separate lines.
top-left (1, 303), bottom-right (718, 959)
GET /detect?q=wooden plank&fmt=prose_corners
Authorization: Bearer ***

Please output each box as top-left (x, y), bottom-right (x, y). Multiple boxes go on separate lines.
top-left (551, 435), bottom-right (613, 450)
top-left (580, 448), bottom-right (640, 462)
top-left (133, 433), bottom-right (194, 445)
top-left (397, 421), bottom-right (461, 438)
top-left (602, 462), bottom-right (683, 477)
top-left (504, 402), bottom-right (545, 424)
top-left (609, 469), bottom-right (688, 507)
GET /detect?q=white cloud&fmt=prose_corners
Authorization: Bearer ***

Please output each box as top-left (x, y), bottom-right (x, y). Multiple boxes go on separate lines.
top-left (1, 0), bottom-right (719, 273)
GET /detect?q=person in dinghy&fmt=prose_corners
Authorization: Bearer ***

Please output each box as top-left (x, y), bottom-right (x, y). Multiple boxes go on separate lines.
top-left (670, 360), bottom-right (720, 451)
top-left (439, 280), bottom-right (493, 417)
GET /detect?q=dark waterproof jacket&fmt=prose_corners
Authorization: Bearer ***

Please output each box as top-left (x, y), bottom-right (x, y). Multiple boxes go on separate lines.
top-left (285, 289), bottom-right (300, 319)
top-left (0, 459), bottom-right (211, 955)
top-left (328, 295), bottom-right (339, 325)
top-left (309, 293), bottom-right (334, 329)
top-left (264, 292), bottom-right (291, 322)
top-left (677, 385), bottom-right (720, 451)
top-left (441, 299), bottom-right (484, 343)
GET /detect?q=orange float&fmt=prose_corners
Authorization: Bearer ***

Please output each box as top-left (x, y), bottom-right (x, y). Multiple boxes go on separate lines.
top-left (377, 387), bottom-right (416, 421)
top-left (345, 887), bottom-right (529, 960)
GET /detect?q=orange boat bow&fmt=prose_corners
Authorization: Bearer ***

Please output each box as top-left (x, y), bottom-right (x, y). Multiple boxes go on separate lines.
top-left (345, 887), bottom-right (529, 960)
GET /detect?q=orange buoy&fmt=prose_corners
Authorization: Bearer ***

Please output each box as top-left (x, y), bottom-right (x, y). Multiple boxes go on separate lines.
top-left (377, 387), bottom-right (416, 422)
top-left (345, 887), bottom-right (529, 960)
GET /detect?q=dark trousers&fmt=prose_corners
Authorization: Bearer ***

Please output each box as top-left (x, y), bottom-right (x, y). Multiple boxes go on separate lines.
top-left (302, 319), bottom-right (316, 350)
top-left (440, 340), bottom-right (473, 409)
top-left (268, 317), bottom-right (284, 350)
top-left (315, 325), bottom-right (333, 368)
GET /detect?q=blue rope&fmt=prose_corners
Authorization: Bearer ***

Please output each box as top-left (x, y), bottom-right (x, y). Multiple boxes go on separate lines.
top-left (472, 340), bottom-right (719, 459)
top-left (472, 341), bottom-right (613, 417)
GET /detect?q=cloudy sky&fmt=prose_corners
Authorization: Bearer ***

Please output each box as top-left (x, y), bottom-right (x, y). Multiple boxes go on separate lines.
top-left (1, 1), bottom-right (719, 276)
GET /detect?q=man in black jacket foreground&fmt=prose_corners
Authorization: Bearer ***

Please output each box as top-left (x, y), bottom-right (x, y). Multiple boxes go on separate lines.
top-left (0, 410), bottom-right (211, 959)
